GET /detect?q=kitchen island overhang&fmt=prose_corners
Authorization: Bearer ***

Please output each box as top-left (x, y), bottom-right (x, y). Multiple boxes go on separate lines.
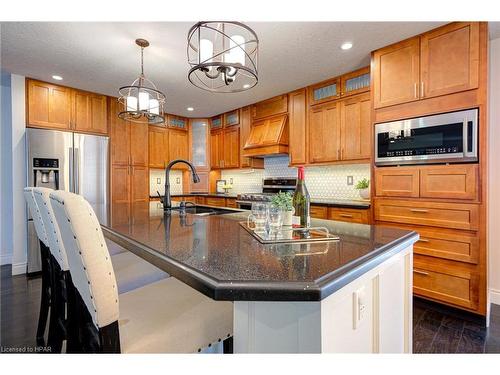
top-left (99, 202), bottom-right (418, 353)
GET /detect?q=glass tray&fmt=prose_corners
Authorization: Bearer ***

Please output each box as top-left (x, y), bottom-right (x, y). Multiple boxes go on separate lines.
top-left (239, 222), bottom-right (340, 244)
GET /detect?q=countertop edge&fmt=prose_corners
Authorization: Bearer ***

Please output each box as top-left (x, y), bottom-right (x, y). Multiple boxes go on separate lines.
top-left (102, 224), bottom-right (417, 302)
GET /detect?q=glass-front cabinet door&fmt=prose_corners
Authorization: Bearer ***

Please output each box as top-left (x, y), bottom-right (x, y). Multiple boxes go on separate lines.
top-left (190, 119), bottom-right (209, 170)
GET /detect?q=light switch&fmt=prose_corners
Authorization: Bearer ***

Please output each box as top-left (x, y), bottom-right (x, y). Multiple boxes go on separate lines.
top-left (156, 178), bottom-right (161, 184)
top-left (347, 176), bottom-right (353, 185)
top-left (352, 286), bottom-right (366, 330)
top-left (230, 178), bottom-right (234, 184)
top-left (176, 177), bottom-right (180, 184)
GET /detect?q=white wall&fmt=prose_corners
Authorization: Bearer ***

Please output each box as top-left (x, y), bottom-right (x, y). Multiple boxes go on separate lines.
top-left (488, 38), bottom-right (500, 305)
top-left (0, 73), bottom-right (27, 273)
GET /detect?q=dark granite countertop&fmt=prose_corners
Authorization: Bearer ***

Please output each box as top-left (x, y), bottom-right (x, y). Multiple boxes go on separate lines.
top-left (151, 194), bottom-right (370, 208)
top-left (100, 202), bottom-right (417, 301)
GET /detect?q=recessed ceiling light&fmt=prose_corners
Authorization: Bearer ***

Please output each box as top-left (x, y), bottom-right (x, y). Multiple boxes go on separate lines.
top-left (187, 107), bottom-right (194, 111)
top-left (341, 42), bottom-right (353, 50)
top-left (243, 84), bottom-right (251, 89)
top-left (52, 75), bottom-right (63, 81)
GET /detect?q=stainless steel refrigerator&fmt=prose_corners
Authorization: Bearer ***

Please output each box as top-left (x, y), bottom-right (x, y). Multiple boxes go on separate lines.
top-left (26, 128), bottom-right (109, 273)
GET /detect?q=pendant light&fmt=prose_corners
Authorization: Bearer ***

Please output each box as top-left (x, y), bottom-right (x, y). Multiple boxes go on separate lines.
top-left (187, 22), bottom-right (258, 93)
top-left (118, 39), bottom-right (166, 124)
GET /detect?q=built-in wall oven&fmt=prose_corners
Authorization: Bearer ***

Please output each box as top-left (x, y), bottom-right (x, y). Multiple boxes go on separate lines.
top-left (375, 108), bottom-right (478, 166)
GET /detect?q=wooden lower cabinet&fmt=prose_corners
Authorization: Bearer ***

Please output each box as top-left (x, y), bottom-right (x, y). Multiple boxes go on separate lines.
top-left (419, 164), bottom-right (478, 201)
top-left (111, 165), bottom-right (149, 204)
top-left (205, 197), bottom-right (226, 207)
top-left (310, 205), bottom-right (328, 219)
top-left (328, 207), bottom-right (370, 224)
top-left (375, 167), bottom-right (420, 198)
top-left (413, 254), bottom-right (479, 311)
top-left (130, 166), bottom-right (149, 203)
top-left (374, 198), bottom-right (479, 231)
top-left (226, 198), bottom-right (237, 208)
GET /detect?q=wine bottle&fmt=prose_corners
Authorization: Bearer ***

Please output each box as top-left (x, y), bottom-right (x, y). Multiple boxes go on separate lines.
top-left (292, 166), bottom-right (310, 228)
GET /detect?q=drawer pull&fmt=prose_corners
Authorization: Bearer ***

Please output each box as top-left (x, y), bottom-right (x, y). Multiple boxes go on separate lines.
top-left (413, 269), bottom-right (429, 276)
top-left (410, 209), bottom-right (429, 213)
top-left (339, 214), bottom-right (354, 218)
top-left (418, 238), bottom-right (430, 243)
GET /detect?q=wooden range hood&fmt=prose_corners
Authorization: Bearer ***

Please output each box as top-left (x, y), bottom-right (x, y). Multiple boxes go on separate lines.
top-left (242, 113), bottom-right (289, 157)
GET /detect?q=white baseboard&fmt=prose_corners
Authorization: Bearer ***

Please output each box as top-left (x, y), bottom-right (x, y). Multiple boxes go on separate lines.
top-left (11, 262), bottom-right (26, 275)
top-left (490, 288), bottom-right (500, 306)
top-left (0, 254), bottom-right (12, 266)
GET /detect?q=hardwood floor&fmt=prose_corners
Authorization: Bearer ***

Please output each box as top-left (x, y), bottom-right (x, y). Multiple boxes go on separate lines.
top-left (1, 264), bottom-right (500, 353)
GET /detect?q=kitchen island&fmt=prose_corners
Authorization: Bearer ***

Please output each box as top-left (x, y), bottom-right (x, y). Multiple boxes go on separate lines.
top-left (99, 201), bottom-right (418, 353)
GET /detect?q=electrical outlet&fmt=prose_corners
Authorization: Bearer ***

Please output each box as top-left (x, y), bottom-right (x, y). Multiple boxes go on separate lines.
top-left (156, 178), bottom-right (161, 184)
top-left (230, 178), bottom-right (233, 184)
top-left (352, 286), bottom-right (367, 330)
top-left (347, 176), bottom-right (353, 185)
top-left (176, 177), bottom-right (180, 184)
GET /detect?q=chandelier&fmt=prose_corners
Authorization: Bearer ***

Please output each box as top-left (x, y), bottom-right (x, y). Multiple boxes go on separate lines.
top-left (118, 39), bottom-right (166, 124)
top-left (187, 21), bottom-right (258, 93)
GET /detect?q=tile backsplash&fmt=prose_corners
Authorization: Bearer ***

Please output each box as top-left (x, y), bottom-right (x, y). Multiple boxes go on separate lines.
top-left (149, 169), bottom-right (183, 196)
top-left (221, 156), bottom-right (370, 200)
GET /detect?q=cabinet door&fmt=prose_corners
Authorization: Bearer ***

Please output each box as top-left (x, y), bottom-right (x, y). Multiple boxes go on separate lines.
top-left (130, 121), bottom-right (149, 166)
top-left (420, 22), bottom-right (479, 99)
top-left (27, 79), bottom-right (71, 129)
top-left (340, 67), bottom-right (370, 98)
top-left (223, 127), bottom-right (240, 168)
top-left (224, 109), bottom-right (240, 127)
top-left (372, 37), bottom-right (420, 109)
top-left (167, 115), bottom-right (188, 131)
top-left (419, 164), bottom-right (478, 200)
top-left (130, 166), bottom-right (149, 203)
top-left (168, 129), bottom-right (189, 169)
top-left (251, 95), bottom-right (288, 120)
top-left (288, 89), bottom-right (307, 165)
top-left (111, 165), bottom-right (130, 203)
top-left (340, 93), bottom-right (371, 161)
top-left (375, 167), bottom-right (420, 198)
top-left (148, 126), bottom-right (168, 168)
top-left (110, 99), bottom-right (131, 166)
top-left (190, 119), bottom-right (209, 170)
top-left (210, 131), bottom-right (223, 169)
top-left (72, 90), bottom-right (108, 134)
top-left (308, 77), bottom-right (341, 106)
top-left (308, 101), bottom-right (341, 163)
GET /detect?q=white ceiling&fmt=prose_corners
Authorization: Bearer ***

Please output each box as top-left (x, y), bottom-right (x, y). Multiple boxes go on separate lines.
top-left (2, 22), bottom-right (500, 117)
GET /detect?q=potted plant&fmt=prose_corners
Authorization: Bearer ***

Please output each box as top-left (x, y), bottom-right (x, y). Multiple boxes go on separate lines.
top-left (355, 178), bottom-right (370, 200)
top-left (270, 191), bottom-right (294, 226)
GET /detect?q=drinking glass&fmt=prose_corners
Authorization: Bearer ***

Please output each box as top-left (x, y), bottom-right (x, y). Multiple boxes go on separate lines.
top-left (247, 202), bottom-right (269, 233)
top-left (268, 207), bottom-right (283, 236)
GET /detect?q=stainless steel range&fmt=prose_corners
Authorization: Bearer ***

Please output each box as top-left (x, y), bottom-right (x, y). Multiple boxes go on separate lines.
top-left (236, 177), bottom-right (296, 209)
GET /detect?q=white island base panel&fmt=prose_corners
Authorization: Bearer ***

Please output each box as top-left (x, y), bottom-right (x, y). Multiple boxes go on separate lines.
top-left (234, 245), bottom-right (413, 353)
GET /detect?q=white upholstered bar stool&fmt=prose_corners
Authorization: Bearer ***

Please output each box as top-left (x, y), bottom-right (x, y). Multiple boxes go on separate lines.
top-left (23, 187), bottom-right (52, 346)
top-left (50, 190), bottom-right (233, 353)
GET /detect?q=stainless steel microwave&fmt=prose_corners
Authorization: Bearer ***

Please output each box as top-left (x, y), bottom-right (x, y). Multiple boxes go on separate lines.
top-left (374, 108), bottom-right (478, 166)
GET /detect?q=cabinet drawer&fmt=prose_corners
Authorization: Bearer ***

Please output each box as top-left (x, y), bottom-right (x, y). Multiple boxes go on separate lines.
top-left (310, 205), bottom-right (328, 219)
top-left (226, 198), bottom-right (237, 208)
top-left (413, 256), bottom-right (479, 310)
top-left (420, 164), bottom-right (478, 200)
top-left (375, 167), bottom-right (419, 198)
top-left (328, 207), bottom-right (369, 224)
top-left (374, 199), bottom-right (479, 230)
top-left (195, 196), bottom-right (206, 205)
top-left (205, 197), bottom-right (226, 207)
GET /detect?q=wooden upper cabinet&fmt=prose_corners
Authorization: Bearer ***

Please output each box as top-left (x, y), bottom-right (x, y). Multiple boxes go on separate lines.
top-left (210, 115), bottom-right (223, 130)
top-left (308, 77), bottom-right (341, 106)
top-left (167, 114), bottom-right (188, 131)
top-left (372, 36), bottom-right (420, 109)
top-left (375, 167), bottom-right (420, 198)
top-left (110, 99), bottom-right (130, 166)
top-left (340, 93), bottom-right (371, 161)
top-left (148, 127), bottom-right (167, 169)
top-left (129, 122), bottom-right (148, 166)
top-left (27, 79), bottom-right (71, 129)
top-left (308, 101), bottom-right (341, 163)
top-left (190, 119), bottom-right (210, 171)
top-left (223, 127), bottom-right (240, 168)
top-left (251, 95), bottom-right (288, 120)
top-left (72, 90), bottom-right (108, 134)
top-left (288, 89), bottom-right (307, 166)
top-left (239, 106), bottom-right (264, 169)
top-left (224, 109), bottom-right (240, 127)
top-left (340, 67), bottom-right (370, 98)
top-left (168, 129), bottom-right (189, 169)
top-left (420, 22), bottom-right (479, 99)
top-left (210, 130), bottom-right (223, 168)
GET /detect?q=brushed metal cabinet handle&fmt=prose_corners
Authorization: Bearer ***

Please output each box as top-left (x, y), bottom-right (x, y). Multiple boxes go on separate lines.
top-left (410, 208), bottom-right (429, 213)
top-left (413, 269), bottom-right (429, 276)
top-left (339, 214), bottom-right (354, 218)
top-left (421, 81), bottom-right (425, 98)
top-left (414, 83), bottom-right (418, 98)
top-left (418, 238), bottom-right (430, 243)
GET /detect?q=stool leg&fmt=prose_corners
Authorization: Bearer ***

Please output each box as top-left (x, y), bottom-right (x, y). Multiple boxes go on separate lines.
top-left (64, 273), bottom-right (81, 353)
top-left (47, 257), bottom-right (65, 353)
top-left (36, 242), bottom-right (51, 346)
